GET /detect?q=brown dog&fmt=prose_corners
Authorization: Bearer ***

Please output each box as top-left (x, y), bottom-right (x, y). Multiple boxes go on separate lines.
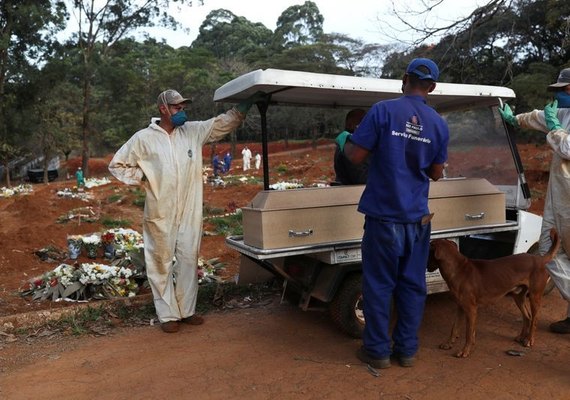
top-left (428, 228), bottom-right (560, 358)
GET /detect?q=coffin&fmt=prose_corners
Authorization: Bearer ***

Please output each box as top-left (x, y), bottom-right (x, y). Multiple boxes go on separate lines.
top-left (242, 178), bottom-right (505, 249)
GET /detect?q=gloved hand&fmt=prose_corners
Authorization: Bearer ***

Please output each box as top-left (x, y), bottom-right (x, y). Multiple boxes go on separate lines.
top-left (498, 103), bottom-right (518, 127)
top-left (544, 100), bottom-right (562, 131)
top-left (236, 91), bottom-right (268, 114)
top-left (335, 131), bottom-right (351, 153)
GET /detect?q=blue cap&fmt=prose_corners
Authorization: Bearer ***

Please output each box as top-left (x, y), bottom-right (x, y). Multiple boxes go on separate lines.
top-left (406, 58), bottom-right (439, 81)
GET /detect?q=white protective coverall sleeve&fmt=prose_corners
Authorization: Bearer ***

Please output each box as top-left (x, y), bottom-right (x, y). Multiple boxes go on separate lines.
top-left (108, 108), bottom-right (245, 322)
top-left (517, 109), bottom-right (570, 301)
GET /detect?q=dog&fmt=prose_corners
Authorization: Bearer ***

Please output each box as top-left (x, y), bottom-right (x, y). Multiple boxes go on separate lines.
top-left (428, 228), bottom-right (560, 358)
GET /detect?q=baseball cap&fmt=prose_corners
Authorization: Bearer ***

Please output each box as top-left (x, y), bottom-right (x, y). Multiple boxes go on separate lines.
top-left (406, 58), bottom-right (440, 81)
top-left (157, 89), bottom-right (192, 106)
top-left (548, 68), bottom-right (570, 90)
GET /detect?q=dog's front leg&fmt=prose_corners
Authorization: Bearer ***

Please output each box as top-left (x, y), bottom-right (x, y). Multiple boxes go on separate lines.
top-left (440, 306), bottom-right (463, 350)
top-left (456, 307), bottom-right (477, 358)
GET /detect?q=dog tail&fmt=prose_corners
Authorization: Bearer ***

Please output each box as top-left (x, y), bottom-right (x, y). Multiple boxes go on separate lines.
top-left (543, 228), bottom-right (561, 262)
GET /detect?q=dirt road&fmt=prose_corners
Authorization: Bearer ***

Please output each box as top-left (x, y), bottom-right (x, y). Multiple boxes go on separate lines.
top-left (2, 290), bottom-right (570, 400)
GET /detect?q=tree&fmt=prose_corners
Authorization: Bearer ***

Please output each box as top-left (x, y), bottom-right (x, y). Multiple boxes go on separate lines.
top-left (192, 9), bottom-right (273, 60)
top-left (35, 82), bottom-right (82, 182)
top-left (0, 0), bottom-right (66, 184)
top-left (0, 142), bottom-right (22, 187)
top-left (272, 1), bottom-right (324, 50)
top-left (65, 0), bottom-right (202, 176)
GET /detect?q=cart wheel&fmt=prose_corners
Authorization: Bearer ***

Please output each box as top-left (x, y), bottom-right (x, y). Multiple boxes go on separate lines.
top-left (329, 273), bottom-right (365, 338)
top-left (527, 243), bottom-right (556, 295)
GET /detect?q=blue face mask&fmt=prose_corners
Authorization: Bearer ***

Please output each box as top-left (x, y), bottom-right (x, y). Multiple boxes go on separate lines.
top-left (171, 111), bottom-right (188, 126)
top-left (555, 91), bottom-right (570, 108)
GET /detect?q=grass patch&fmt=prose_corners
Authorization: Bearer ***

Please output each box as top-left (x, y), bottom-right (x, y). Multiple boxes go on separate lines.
top-left (209, 213), bottom-right (243, 236)
top-left (56, 305), bottom-right (108, 336)
top-left (131, 188), bottom-right (146, 208)
top-left (101, 216), bottom-right (132, 228)
top-left (276, 163), bottom-right (288, 173)
top-left (8, 282), bottom-right (279, 338)
top-left (107, 193), bottom-right (123, 203)
top-left (196, 281), bottom-right (279, 313)
top-left (203, 204), bottom-right (225, 216)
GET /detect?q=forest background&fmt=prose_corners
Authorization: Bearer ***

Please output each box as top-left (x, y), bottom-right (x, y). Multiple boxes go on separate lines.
top-left (0, 0), bottom-right (569, 183)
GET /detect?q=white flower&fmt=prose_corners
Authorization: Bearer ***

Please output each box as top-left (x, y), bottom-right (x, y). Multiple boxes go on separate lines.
top-left (84, 177), bottom-right (111, 189)
top-left (82, 234), bottom-right (101, 245)
top-left (269, 181), bottom-right (304, 190)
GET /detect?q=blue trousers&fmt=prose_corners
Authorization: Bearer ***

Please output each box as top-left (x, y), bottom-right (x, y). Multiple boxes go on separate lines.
top-left (361, 216), bottom-right (430, 358)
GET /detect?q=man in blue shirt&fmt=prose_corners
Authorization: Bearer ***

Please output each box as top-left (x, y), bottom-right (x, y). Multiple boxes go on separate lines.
top-left (213, 153), bottom-right (221, 177)
top-left (223, 152), bottom-right (232, 173)
top-left (336, 58), bottom-right (449, 368)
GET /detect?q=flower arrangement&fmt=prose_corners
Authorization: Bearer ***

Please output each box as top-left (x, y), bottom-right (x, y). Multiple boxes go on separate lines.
top-left (82, 234), bottom-right (101, 258)
top-left (20, 261), bottom-right (141, 301)
top-left (103, 228), bottom-right (144, 253)
top-left (101, 231), bottom-right (116, 259)
top-left (269, 181), bottom-right (304, 190)
top-left (84, 177), bottom-right (111, 189)
top-left (67, 235), bottom-right (83, 260)
top-left (197, 257), bottom-right (225, 284)
top-left (1, 184), bottom-right (33, 198)
top-left (101, 231), bottom-right (115, 245)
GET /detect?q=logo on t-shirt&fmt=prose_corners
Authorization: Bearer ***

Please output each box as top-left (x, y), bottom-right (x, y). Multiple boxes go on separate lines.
top-left (187, 149), bottom-right (193, 158)
top-left (405, 115), bottom-right (423, 136)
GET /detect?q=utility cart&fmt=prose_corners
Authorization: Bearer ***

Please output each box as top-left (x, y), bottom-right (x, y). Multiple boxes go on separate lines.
top-left (214, 69), bottom-right (543, 338)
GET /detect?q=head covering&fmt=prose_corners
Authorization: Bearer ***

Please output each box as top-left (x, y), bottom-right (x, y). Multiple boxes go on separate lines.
top-left (406, 58), bottom-right (440, 81)
top-left (157, 89), bottom-right (192, 106)
top-left (548, 68), bottom-right (570, 90)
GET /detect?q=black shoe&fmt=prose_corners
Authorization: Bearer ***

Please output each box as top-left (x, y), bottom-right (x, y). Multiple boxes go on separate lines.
top-left (392, 353), bottom-right (416, 367)
top-left (550, 317), bottom-right (570, 334)
top-left (356, 347), bottom-right (391, 369)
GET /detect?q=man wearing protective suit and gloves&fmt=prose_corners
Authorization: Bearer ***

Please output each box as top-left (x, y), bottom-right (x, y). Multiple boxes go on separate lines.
top-left (499, 67), bottom-right (570, 334)
top-left (109, 89), bottom-right (266, 333)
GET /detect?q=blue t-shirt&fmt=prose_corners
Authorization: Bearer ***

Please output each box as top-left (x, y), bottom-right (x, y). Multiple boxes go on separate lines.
top-left (350, 95), bottom-right (449, 222)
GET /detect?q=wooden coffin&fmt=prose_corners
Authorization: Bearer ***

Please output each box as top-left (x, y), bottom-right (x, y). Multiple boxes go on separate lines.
top-left (242, 178), bottom-right (505, 250)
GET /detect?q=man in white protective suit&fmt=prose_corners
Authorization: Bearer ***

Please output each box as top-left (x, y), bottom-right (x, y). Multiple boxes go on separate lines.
top-left (109, 89), bottom-right (266, 333)
top-left (500, 67), bottom-right (570, 333)
top-left (241, 145), bottom-right (252, 171)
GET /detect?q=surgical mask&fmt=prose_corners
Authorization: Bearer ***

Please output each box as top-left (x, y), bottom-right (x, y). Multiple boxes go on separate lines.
top-left (555, 91), bottom-right (570, 108)
top-left (170, 110), bottom-right (188, 126)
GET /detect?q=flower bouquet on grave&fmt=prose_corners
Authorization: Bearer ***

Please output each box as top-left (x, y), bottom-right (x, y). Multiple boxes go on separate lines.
top-left (67, 235), bottom-right (83, 260)
top-left (101, 231), bottom-right (116, 260)
top-left (82, 234), bottom-right (101, 259)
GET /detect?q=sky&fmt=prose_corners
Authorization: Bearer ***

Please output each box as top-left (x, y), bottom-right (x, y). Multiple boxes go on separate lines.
top-left (142, 0), bottom-right (486, 48)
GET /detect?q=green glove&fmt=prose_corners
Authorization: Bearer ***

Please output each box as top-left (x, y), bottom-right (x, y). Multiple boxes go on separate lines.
top-left (544, 100), bottom-right (562, 131)
top-left (335, 131), bottom-right (351, 153)
top-left (236, 91), bottom-right (268, 114)
top-left (498, 103), bottom-right (518, 127)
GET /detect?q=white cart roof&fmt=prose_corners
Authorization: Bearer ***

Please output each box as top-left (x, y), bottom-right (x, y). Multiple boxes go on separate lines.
top-left (214, 68), bottom-right (515, 112)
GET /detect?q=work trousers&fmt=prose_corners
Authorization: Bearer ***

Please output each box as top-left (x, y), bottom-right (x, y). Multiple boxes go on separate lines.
top-left (361, 216), bottom-right (430, 358)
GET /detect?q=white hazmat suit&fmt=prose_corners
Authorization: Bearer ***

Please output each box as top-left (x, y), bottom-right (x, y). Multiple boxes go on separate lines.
top-left (515, 108), bottom-right (570, 313)
top-left (109, 109), bottom-right (244, 322)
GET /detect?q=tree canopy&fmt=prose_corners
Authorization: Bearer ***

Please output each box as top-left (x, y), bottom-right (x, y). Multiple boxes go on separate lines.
top-left (1, 0), bottom-right (569, 183)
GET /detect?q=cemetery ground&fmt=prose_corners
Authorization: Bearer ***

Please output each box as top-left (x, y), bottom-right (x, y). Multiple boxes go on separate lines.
top-left (1, 141), bottom-right (569, 399)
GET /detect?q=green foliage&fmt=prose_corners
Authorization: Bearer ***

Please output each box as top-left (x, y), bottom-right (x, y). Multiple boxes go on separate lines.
top-left (209, 213), bottom-right (243, 236)
top-left (273, 1), bottom-right (324, 49)
top-left (101, 216), bottom-right (132, 228)
top-left (57, 306), bottom-right (108, 336)
top-left (131, 188), bottom-right (146, 208)
top-left (276, 163), bottom-right (288, 173)
top-left (0, 0), bottom-right (565, 159)
top-left (107, 194), bottom-right (123, 203)
top-left (192, 9), bottom-right (273, 59)
top-left (203, 205), bottom-right (225, 216)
